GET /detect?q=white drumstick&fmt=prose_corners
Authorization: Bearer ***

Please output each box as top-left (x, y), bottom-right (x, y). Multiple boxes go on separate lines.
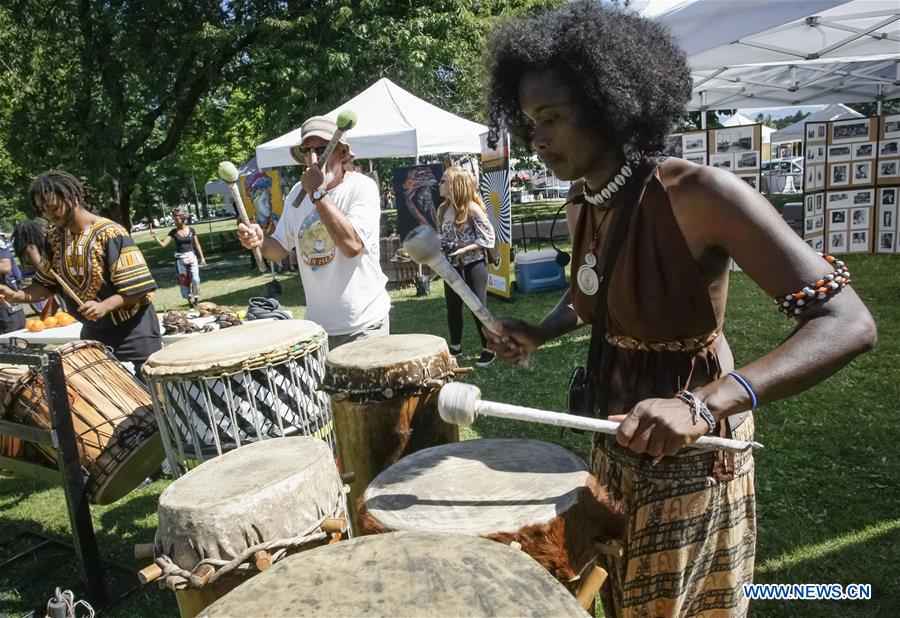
top-left (438, 382), bottom-right (763, 454)
top-left (403, 225), bottom-right (502, 335)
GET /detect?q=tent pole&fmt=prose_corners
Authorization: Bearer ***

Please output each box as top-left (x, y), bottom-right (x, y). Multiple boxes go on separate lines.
top-left (877, 84), bottom-right (883, 116)
top-left (700, 92), bottom-right (707, 130)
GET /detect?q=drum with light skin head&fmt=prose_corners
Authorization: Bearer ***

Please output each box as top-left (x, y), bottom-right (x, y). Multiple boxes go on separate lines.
top-left (143, 320), bottom-right (333, 475)
top-left (197, 531), bottom-right (590, 618)
top-left (1, 341), bottom-right (164, 504)
top-left (320, 334), bottom-right (460, 529)
top-left (359, 438), bottom-right (627, 600)
top-left (151, 436), bottom-right (347, 618)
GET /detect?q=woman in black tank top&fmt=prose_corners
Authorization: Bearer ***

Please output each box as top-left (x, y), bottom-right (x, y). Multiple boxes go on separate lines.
top-left (150, 207), bottom-right (206, 307)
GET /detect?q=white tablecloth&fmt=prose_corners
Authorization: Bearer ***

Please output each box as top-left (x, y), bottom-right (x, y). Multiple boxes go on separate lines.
top-left (0, 315), bottom-right (219, 347)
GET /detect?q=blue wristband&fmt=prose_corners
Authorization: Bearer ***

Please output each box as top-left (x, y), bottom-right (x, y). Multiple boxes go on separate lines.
top-left (728, 371), bottom-right (757, 410)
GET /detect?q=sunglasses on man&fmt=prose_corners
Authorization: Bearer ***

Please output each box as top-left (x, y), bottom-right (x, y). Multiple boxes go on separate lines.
top-left (297, 146), bottom-right (328, 160)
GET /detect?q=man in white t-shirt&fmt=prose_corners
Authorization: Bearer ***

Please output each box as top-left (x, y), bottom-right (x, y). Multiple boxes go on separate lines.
top-left (238, 116), bottom-right (391, 349)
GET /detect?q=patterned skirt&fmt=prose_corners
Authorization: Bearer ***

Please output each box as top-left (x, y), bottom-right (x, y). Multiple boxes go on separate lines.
top-left (592, 416), bottom-right (756, 618)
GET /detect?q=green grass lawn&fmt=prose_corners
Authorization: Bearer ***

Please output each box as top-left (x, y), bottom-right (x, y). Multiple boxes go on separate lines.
top-left (1, 227), bottom-right (898, 616)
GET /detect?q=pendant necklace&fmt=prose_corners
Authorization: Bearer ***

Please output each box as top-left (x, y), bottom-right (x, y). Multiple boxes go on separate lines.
top-left (577, 207), bottom-right (611, 296)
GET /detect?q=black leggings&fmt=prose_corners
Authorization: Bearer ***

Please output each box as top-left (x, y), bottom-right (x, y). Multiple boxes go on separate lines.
top-left (444, 259), bottom-right (488, 349)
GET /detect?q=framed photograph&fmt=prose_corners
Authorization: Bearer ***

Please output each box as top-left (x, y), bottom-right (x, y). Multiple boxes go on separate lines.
top-left (878, 231), bottom-right (895, 253)
top-left (884, 113), bottom-right (900, 140)
top-left (806, 235), bottom-right (825, 252)
top-left (878, 203), bottom-right (896, 230)
top-left (714, 127), bottom-right (754, 153)
top-left (805, 194), bottom-right (815, 216)
top-left (849, 230), bottom-right (869, 252)
top-left (829, 163), bottom-right (850, 187)
top-left (829, 231), bottom-right (847, 253)
top-left (850, 188), bottom-right (875, 207)
top-left (738, 174), bottom-right (758, 190)
top-left (878, 159), bottom-right (900, 179)
top-left (829, 208), bottom-right (848, 228)
top-left (682, 132), bottom-right (707, 153)
top-left (852, 141), bottom-right (875, 160)
top-left (881, 187), bottom-right (897, 206)
top-left (815, 192), bottom-right (824, 214)
top-left (879, 139), bottom-right (899, 157)
top-left (827, 191), bottom-right (850, 209)
top-left (805, 165), bottom-right (815, 189)
top-left (805, 217), bottom-right (815, 233)
top-left (709, 153), bottom-right (734, 170)
top-left (734, 151), bottom-right (758, 171)
top-left (665, 134), bottom-right (683, 158)
top-left (813, 214), bottom-right (825, 231)
top-left (684, 153), bottom-right (707, 166)
top-left (815, 165), bottom-right (826, 189)
top-left (806, 123), bottom-right (827, 143)
top-left (831, 118), bottom-right (870, 144)
top-left (827, 144), bottom-right (853, 162)
top-left (850, 207), bottom-right (870, 230)
top-left (852, 161), bottom-right (872, 185)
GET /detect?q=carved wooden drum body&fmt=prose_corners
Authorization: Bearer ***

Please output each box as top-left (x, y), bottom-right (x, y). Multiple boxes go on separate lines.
top-left (0, 341), bottom-right (164, 503)
top-left (144, 320), bottom-right (333, 475)
top-left (320, 334), bottom-right (459, 528)
top-left (152, 436), bottom-right (347, 618)
top-left (197, 531), bottom-right (589, 617)
top-left (360, 438), bottom-right (626, 588)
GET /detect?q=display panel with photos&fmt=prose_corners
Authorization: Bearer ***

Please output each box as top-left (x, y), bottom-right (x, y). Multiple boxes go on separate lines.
top-left (876, 187), bottom-right (899, 253)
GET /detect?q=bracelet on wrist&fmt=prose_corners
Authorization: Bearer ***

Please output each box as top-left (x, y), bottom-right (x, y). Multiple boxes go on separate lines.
top-left (675, 389), bottom-right (717, 434)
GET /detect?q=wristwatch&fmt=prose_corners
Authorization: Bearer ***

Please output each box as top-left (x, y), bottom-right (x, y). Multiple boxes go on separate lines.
top-left (311, 188), bottom-right (328, 203)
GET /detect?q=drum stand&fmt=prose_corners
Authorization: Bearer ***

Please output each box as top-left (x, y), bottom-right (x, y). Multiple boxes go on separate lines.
top-left (0, 348), bottom-right (135, 612)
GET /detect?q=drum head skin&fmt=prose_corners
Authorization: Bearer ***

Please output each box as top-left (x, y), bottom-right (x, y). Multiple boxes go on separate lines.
top-left (144, 320), bottom-right (325, 377)
top-left (155, 436), bottom-right (341, 570)
top-left (363, 438), bottom-right (589, 534)
top-left (198, 531), bottom-right (589, 618)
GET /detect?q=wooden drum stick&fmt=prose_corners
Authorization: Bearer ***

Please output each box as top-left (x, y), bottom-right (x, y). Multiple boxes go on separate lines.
top-left (438, 382), bottom-right (764, 454)
top-left (218, 160), bottom-right (267, 273)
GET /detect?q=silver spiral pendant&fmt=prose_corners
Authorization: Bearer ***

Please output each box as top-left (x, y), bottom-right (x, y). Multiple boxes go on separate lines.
top-left (577, 264), bottom-right (599, 295)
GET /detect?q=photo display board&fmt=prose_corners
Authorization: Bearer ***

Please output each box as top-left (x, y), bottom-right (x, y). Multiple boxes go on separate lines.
top-left (665, 125), bottom-right (763, 192)
top-left (803, 114), bottom-right (900, 254)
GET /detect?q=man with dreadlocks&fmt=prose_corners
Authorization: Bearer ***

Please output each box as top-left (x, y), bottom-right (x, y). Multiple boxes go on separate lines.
top-left (0, 170), bottom-right (162, 377)
top-left (482, 2), bottom-right (876, 616)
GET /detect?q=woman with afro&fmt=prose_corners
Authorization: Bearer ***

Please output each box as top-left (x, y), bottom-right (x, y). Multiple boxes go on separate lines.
top-left (483, 2), bottom-right (875, 616)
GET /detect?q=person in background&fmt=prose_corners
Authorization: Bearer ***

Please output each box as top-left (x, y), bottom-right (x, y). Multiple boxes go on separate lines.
top-left (437, 166), bottom-right (496, 367)
top-left (0, 234), bottom-right (26, 334)
top-left (11, 220), bottom-right (58, 315)
top-left (150, 207), bottom-right (206, 308)
top-left (482, 2), bottom-right (876, 616)
top-left (237, 116), bottom-right (390, 350)
top-left (0, 171), bottom-right (162, 377)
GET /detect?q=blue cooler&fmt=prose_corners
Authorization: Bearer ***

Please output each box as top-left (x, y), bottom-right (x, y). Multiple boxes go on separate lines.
top-left (514, 249), bottom-right (567, 293)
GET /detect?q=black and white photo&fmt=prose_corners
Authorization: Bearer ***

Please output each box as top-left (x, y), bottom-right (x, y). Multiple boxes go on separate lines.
top-left (665, 134), bottom-right (683, 158)
top-left (714, 126), bottom-right (754, 153)
top-left (806, 123), bottom-right (827, 143)
top-left (735, 151), bottom-right (758, 170)
top-left (879, 160), bottom-right (899, 179)
top-left (879, 204), bottom-right (896, 230)
top-left (829, 231), bottom-right (847, 253)
top-left (828, 191), bottom-right (850, 208)
top-left (884, 114), bottom-right (900, 140)
top-left (709, 153), bottom-right (733, 169)
top-left (852, 142), bottom-right (874, 160)
top-left (851, 189), bottom-right (874, 207)
top-left (682, 132), bottom-right (707, 153)
top-left (831, 119), bottom-right (870, 144)
top-left (815, 193), bottom-right (824, 213)
top-left (852, 161), bottom-right (872, 185)
top-left (830, 163), bottom-right (849, 186)
top-left (830, 209), bottom-right (847, 227)
top-left (881, 188), bottom-right (897, 206)
top-left (879, 232), bottom-right (894, 253)
top-left (684, 153), bottom-right (706, 166)
top-left (813, 215), bottom-right (824, 231)
top-left (850, 207), bottom-right (869, 230)
top-left (827, 145), bottom-right (852, 162)
top-left (850, 230), bottom-right (868, 252)
top-left (879, 139), bottom-right (899, 157)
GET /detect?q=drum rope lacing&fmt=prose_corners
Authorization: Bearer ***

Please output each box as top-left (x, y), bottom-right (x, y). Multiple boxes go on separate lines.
top-left (154, 513), bottom-right (338, 591)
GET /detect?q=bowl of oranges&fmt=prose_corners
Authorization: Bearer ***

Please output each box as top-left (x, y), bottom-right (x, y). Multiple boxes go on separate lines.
top-left (25, 311), bottom-right (77, 332)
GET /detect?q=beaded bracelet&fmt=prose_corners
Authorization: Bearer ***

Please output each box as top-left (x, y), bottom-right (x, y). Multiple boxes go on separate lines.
top-left (675, 389), bottom-right (717, 434)
top-left (774, 253), bottom-right (851, 317)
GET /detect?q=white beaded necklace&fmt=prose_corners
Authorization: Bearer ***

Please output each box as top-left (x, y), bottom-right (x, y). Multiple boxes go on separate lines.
top-left (582, 160), bottom-right (634, 207)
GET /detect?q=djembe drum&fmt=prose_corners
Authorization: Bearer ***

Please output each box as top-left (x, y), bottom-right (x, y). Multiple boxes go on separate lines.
top-left (197, 531), bottom-right (589, 617)
top-left (320, 334), bottom-right (460, 528)
top-left (143, 320), bottom-right (332, 474)
top-left (145, 436), bottom-right (348, 618)
top-left (0, 341), bottom-right (164, 504)
top-left (359, 438), bottom-right (626, 598)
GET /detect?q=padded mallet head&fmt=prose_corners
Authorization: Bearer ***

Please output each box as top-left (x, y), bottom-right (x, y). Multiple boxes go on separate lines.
top-left (438, 382), bottom-right (482, 426)
top-left (403, 225), bottom-right (444, 266)
top-left (218, 161), bottom-right (239, 184)
top-left (336, 109), bottom-right (357, 132)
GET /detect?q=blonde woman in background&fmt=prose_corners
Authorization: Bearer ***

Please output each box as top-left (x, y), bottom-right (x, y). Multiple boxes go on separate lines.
top-left (437, 166), bottom-right (496, 367)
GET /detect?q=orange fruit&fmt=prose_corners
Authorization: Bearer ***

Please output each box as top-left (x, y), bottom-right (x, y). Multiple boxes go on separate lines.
top-left (56, 313), bottom-right (75, 326)
top-left (30, 320), bottom-right (45, 332)
top-left (25, 319), bottom-right (36, 332)
top-left (43, 316), bottom-right (58, 328)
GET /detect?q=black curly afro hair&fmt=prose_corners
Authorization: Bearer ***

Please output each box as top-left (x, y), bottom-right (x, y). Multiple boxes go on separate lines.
top-left (485, 0), bottom-right (692, 153)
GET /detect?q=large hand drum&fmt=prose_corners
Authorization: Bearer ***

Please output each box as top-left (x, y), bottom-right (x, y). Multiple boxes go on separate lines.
top-left (144, 320), bottom-right (332, 474)
top-left (1, 341), bottom-right (164, 504)
top-left (320, 334), bottom-right (460, 528)
top-left (360, 438), bottom-right (626, 590)
top-left (197, 532), bottom-right (589, 617)
top-left (151, 437), bottom-right (348, 618)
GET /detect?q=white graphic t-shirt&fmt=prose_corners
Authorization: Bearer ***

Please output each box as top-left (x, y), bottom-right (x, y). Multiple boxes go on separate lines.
top-left (273, 172), bottom-right (390, 335)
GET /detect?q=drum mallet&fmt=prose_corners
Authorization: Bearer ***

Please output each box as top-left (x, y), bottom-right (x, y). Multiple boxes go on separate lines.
top-left (438, 382), bottom-right (763, 454)
top-left (403, 225), bottom-right (503, 336)
top-left (291, 109), bottom-right (358, 208)
top-left (218, 160), bottom-right (267, 273)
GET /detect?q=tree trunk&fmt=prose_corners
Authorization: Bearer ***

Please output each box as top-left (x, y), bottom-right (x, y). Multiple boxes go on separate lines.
top-left (109, 175), bottom-right (134, 229)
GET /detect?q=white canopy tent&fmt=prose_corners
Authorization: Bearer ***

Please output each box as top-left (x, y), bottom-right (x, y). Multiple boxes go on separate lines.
top-left (721, 112), bottom-right (776, 144)
top-left (204, 157), bottom-right (258, 196)
top-left (256, 78), bottom-right (488, 168)
top-left (770, 103), bottom-right (863, 144)
top-left (645, 0), bottom-right (900, 111)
